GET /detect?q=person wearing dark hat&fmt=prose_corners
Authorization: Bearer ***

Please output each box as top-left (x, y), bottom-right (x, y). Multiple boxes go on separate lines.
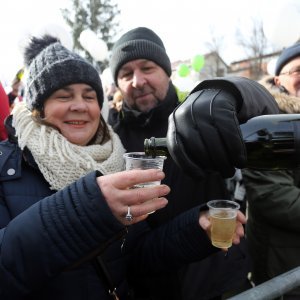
top-left (108, 27), bottom-right (255, 300)
top-left (241, 42), bottom-right (300, 299)
top-left (0, 34), bottom-right (247, 300)
top-left (274, 42), bottom-right (300, 97)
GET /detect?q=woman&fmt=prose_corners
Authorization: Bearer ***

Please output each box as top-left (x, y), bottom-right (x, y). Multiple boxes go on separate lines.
top-left (0, 35), bottom-right (245, 300)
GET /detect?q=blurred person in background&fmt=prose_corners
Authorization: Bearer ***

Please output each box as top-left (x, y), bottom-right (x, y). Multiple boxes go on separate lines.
top-left (108, 88), bottom-right (123, 124)
top-left (243, 42), bottom-right (300, 300)
top-left (7, 68), bottom-right (24, 111)
top-left (0, 81), bottom-right (10, 140)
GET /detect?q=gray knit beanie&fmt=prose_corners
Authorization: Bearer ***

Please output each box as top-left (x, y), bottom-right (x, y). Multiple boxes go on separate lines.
top-left (275, 43), bottom-right (300, 76)
top-left (110, 27), bottom-right (172, 85)
top-left (24, 35), bottom-right (104, 111)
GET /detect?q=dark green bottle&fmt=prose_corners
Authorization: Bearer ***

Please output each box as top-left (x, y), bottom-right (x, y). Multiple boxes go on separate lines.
top-left (144, 137), bottom-right (170, 158)
top-left (240, 114), bottom-right (300, 170)
top-left (144, 114), bottom-right (300, 170)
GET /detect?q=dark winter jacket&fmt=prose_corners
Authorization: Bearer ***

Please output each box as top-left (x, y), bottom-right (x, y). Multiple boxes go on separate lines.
top-left (243, 76), bottom-right (300, 298)
top-left (109, 82), bottom-right (251, 300)
top-left (0, 135), bottom-right (219, 300)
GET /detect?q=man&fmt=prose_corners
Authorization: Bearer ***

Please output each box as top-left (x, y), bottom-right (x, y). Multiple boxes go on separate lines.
top-left (242, 42), bottom-right (300, 299)
top-left (273, 43), bottom-right (300, 97)
top-left (109, 27), bottom-right (251, 300)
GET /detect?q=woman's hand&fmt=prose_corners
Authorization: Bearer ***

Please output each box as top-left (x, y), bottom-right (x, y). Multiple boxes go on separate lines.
top-left (199, 210), bottom-right (246, 246)
top-left (97, 169), bottom-right (170, 225)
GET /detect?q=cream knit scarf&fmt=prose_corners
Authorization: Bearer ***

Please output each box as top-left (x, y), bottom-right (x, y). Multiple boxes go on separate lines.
top-left (12, 102), bottom-right (126, 190)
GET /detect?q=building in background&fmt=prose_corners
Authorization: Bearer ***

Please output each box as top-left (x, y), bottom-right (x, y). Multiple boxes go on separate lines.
top-left (171, 50), bottom-right (283, 89)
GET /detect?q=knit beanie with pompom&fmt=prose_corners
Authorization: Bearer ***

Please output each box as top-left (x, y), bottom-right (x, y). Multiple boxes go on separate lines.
top-left (23, 35), bottom-right (104, 111)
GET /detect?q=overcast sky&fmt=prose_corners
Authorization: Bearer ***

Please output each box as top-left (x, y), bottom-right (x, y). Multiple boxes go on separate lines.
top-left (0, 0), bottom-right (299, 85)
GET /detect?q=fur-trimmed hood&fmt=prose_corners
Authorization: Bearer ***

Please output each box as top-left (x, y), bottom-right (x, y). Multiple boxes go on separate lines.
top-left (259, 76), bottom-right (300, 113)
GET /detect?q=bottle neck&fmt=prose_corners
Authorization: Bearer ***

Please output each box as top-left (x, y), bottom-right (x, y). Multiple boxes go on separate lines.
top-left (144, 137), bottom-right (169, 157)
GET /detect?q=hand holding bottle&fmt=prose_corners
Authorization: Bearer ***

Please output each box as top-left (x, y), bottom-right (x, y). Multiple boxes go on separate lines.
top-left (146, 114), bottom-right (300, 171)
top-left (166, 77), bottom-right (279, 178)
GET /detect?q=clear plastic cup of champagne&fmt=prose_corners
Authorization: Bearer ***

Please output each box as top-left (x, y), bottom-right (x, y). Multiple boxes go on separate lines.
top-left (207, 200), bottom-right (240, 249)
top-left (123, 152), bottom-right (166, 214)
top-left (123, 152), bottom-right (166, 187)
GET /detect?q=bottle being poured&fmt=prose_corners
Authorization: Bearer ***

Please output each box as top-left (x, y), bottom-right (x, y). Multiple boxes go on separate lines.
top-left (144, 114), bottom-right (300, 171)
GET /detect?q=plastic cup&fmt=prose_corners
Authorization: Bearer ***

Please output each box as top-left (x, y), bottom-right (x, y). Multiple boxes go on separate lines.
top-left (123, 152), bottom-right (166, 187)
top-left (123, 152), bottom-right (167, 215)
top-left (207, 200), bottom-right (240, 249)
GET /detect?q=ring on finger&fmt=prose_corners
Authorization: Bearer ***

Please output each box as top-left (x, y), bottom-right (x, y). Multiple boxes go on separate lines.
top-left (125, 206), bottom-right (133, 222)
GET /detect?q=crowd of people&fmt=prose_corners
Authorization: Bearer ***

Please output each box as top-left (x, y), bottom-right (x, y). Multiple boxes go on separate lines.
top-left (0, 25), bottom-right (299, 300)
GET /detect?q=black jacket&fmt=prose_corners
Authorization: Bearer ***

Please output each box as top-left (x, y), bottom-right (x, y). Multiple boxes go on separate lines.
top-left (109, 83), bottom-right (251, 300)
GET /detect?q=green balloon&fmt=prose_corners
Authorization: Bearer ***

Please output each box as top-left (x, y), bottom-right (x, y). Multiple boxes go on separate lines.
top-left (191, 55), bottom-right (205, 72)
top-left (177, 64), bottom-right (190, 77)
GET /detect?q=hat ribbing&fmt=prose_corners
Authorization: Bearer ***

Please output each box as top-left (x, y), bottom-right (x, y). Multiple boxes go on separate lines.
top-left (275, 43), bottom-right (300, 76)
top-left (24, 35), bottom-right (104, 111)
top-left (110, 27), bottom-right (172, 85)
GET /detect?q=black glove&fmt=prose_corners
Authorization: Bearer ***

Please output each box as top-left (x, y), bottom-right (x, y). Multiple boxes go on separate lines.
top-left (167, 77), bottom-right (280, 179)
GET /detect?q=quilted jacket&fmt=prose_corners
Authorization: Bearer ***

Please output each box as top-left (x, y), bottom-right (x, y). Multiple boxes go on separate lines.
top-left (0, 137), bottom-right (216, 300)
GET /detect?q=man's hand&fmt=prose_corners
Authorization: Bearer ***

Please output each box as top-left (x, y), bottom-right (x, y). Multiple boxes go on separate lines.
top-left (167, 77), bottom-right (279, 178)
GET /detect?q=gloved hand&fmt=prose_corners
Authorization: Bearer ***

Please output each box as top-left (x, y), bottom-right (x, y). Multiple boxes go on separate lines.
top-left (167, 77), bottom-right (280, 178)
